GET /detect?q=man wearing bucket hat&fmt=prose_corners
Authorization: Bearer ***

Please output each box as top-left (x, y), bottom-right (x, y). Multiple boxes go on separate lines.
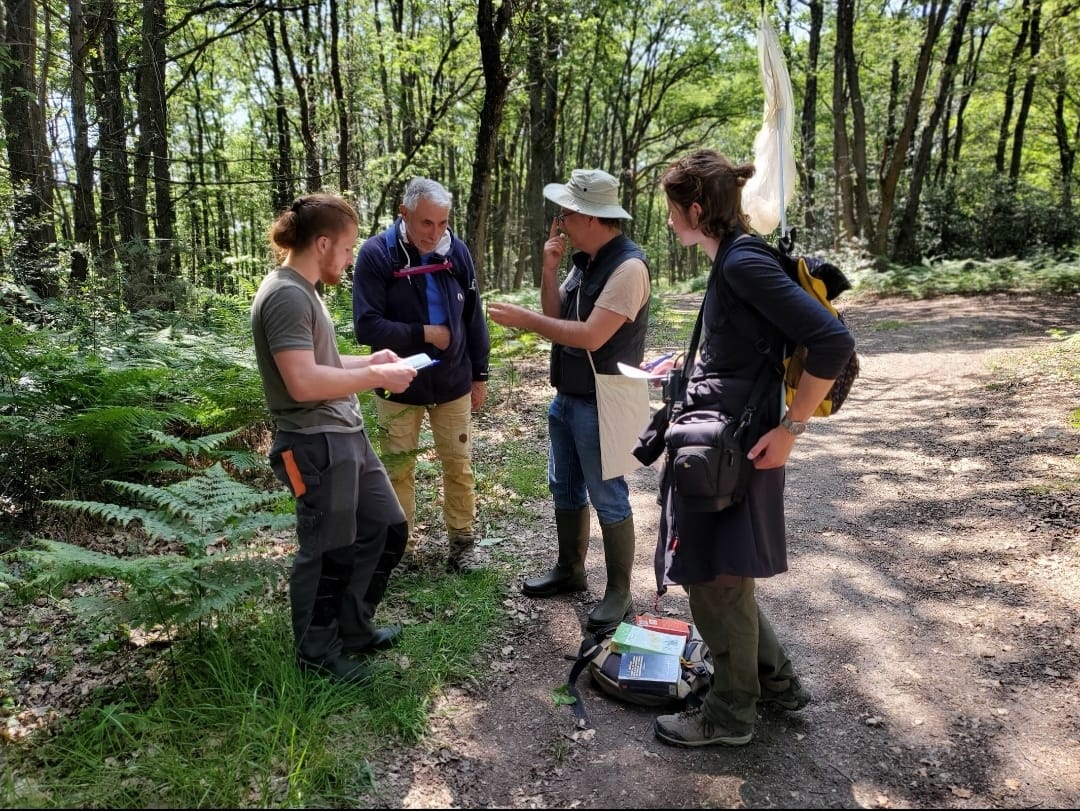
top-left (488, 168), bottom-right (651, 634)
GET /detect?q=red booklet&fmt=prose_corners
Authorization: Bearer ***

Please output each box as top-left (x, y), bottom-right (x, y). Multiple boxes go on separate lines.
top-left (634, 614), bottom-right (691, 640)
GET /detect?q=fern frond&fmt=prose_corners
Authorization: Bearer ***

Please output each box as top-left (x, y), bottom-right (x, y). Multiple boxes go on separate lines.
top-left (144, 427), bottom-right (242, 458)
top-left (216, 449), bottom-right (264, 472)
top-left (18, 539), bottom-right (192, 588)
top-left (101, 481), bottom-right (205, 527)
top-left (45, 499), bottom-right (196, 544)
top-left (22, 541), bottom-right (285, 630)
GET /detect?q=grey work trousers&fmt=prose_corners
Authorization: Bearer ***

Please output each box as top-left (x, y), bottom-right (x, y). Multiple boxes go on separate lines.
top-left (270, 429), bottom-right (407, 663)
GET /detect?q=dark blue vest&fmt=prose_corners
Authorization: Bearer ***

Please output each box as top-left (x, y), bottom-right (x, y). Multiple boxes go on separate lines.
top-left (550, 234), bottom-right (650, 397)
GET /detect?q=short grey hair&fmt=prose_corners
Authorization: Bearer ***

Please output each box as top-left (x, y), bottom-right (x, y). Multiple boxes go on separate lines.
top-left (402, 177), bottom-right (453, 211)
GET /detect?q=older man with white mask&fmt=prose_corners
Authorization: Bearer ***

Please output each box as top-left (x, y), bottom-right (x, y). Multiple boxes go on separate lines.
top-left (353, 177), bottom-right (491, 575)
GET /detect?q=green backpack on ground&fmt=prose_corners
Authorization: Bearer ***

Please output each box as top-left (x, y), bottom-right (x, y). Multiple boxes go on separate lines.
top-left (564, 625), bottom-right (712, 729)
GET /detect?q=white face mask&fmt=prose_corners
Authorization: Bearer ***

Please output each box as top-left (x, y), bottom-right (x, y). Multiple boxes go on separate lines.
top-left (399, 219), bottom-right (452, 261)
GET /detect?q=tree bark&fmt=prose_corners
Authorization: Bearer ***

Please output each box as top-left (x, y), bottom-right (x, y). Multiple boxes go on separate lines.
top-left (841, 0), bottom-right (871, 242)
top-left (799, 0), bottom-right (822, 235)
top-left (279, 13), bottom-right (320, 193)
top-left (263, 14), bottom-right (294, 211)
top-left (1009, 0), bottom-right (1041, 181)
top-left (69, 0), bottom-right (98, 289)
top-left (524, 0), bottom-right (560, 287)
top-left (995, 0), bottom-right (1029, 175)
top-left (832, 0), bottom-right (856, 242)
top-left (1, 0), bottom-right (59, 299)
top-left (464, 0), bottom-right (513, 288)
top-left (140, 0), bottom-right (178, 306)
top-left (330, 0), bottom-right (349, 192)
top-left (871, 0), bottom-right (952, 258)
top-left (895, 0), bottom-right (973, 264)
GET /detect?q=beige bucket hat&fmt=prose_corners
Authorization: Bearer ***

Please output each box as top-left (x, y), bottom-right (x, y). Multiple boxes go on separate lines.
top-left (543, 169), bottom-right (632, 220)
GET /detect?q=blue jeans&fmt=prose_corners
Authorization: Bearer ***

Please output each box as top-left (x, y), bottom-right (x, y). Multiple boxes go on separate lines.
top-left (547, 393), bottom-right (631, 526)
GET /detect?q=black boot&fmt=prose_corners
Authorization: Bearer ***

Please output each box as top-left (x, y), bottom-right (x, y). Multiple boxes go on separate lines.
top-left (586, 515), bottom-right (635, 634)
top-left (522, 507), bottom-right (590, 597)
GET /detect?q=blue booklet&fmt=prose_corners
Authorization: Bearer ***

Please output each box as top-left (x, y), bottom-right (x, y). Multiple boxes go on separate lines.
top-left (617, 652), bottom-right (681, 696)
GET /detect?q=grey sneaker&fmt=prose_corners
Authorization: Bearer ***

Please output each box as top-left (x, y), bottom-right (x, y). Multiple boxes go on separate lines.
top-left (655, 708), bottom-right (753, 748)
top-left (760, 675), bottom-right (812, 710)
top-left (447, 533), bottom-right (486, 574)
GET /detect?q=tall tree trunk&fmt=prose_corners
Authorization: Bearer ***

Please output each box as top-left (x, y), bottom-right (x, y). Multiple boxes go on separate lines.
top-left (88, 0), bottom-right (134, 283)
top-left (1009, 0), bottom-right (1041, 181)
top-left (329, 0), bottom-right (349, 192)
top-left (464, 0), bottom-right (513, 289)
top-left (139, 0), bottom-right (177, 307)
top-left (841, 0), bottom-right (872, 241)
top-left (1050, 41), bottom-right (1076, 214)
top-left (995, 0), bottom-right (1030, 174)
top-left (1, 0), bottom-right (59, 299)
top-left (263, 14), bottom-right (294, 211)
top-left (279, 14), bottom-right (320, 192)
top-left (69, 0), bottom-right (98, 289)
top-left (832, 0), bottom-right (856, 241)
top-left (525, 0), bottom-right (560, 287)
top-left (895, 0), bottom-right (974, 264)
top-left (871, 0), bottom-right (952, 258)
top-left (950, 19), bottom-right (990, 180)
top-left (798, 0), bottom-right (822, 235)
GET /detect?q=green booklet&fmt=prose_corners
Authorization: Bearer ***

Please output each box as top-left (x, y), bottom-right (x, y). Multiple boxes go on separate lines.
top-left (610, 622), bottom-right (686, 657)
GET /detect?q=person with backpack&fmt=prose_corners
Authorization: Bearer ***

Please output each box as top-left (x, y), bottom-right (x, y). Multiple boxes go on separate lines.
top-left (487, 168), bottom-right (651, 635)
top-left (252, 193), bottom-right (418, 684)
top-left (650, 150), bottom-right (855, 747)
top-left (353, 178), bottom-right (491, 574)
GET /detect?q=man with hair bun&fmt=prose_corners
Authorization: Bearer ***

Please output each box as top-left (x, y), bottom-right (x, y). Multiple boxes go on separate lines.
top-left (252, 192), bottom-right (418, 685)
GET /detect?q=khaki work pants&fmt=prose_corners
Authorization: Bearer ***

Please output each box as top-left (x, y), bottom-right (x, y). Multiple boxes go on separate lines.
top-left (375, 392), bottom-right (475, 548)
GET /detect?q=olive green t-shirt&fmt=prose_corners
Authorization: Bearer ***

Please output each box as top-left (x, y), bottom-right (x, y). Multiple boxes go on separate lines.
top-left (251, 267), bottom-right (363, 433)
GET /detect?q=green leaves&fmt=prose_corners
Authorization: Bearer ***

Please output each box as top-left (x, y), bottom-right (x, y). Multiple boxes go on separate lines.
top-left (17, 464), bottom-right (291, 632)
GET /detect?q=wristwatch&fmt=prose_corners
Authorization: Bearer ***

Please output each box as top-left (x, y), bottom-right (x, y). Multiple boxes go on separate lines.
top-left (780, 415), bottom-right (808, 437)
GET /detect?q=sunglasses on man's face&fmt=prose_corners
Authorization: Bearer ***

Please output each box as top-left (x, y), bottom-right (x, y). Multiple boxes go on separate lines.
top-left (554, 210), bottom-right (581, 225)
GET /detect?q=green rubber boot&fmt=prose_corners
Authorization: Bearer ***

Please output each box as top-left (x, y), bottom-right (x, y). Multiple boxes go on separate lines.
top-left (586, 515), bottom-right (636, 634)
top-left (522, 507), bottom-right (590, 597)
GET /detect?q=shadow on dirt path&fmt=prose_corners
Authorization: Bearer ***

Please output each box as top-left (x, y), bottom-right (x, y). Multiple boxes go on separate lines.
top-left (368, 293), bottom-right (1080, 810)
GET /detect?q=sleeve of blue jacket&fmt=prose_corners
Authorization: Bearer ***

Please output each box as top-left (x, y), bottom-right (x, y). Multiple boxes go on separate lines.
top-left (452, 240), bottom-right (491, 383)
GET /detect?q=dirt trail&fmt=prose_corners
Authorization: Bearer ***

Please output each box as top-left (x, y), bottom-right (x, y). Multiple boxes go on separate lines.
top-left (368, 293), bottom-right (1080, 810)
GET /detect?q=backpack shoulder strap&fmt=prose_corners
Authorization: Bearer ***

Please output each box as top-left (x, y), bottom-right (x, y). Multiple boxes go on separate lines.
top-left (565, 635), bottom-right (606, 729)
top-left (383, 223), bottom-right (405, 271)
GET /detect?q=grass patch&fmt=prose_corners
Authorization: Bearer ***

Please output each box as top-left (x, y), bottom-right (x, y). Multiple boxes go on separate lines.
top-left (871, 318), bottom-right (907, 331)
top-left (1, 568), bottom-right (508, 808)
top-left (850, 254), bottom-right (1080, 299)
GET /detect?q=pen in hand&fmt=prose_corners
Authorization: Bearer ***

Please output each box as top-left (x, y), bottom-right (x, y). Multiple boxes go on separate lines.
top-left (642, 352), bottom-right (675, 372)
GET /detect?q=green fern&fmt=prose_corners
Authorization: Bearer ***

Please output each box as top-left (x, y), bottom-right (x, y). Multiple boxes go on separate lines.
top-left (139, 428), bottom-right (265, 474)
top-left (47, 464), bottom-right (289, 554)
top-left (17, 464), bottom-right (293, 632)
top-left (21, 540), bottom-right (284, 630)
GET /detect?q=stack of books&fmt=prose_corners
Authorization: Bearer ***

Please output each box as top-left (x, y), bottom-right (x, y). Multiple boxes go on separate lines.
top-left (611, 619), bottom-right (691, 696)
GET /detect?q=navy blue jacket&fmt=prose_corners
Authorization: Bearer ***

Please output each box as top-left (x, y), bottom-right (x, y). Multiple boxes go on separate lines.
top-left (352, 219), bottom-right (490, 405)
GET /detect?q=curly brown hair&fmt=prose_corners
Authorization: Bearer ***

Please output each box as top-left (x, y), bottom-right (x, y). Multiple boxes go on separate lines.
top-left (661, 150), bottom-right (755, 240)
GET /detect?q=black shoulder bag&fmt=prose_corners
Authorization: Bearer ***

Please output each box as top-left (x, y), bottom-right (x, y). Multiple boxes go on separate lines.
top-left (663, 247), bottom-right (782, 513)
